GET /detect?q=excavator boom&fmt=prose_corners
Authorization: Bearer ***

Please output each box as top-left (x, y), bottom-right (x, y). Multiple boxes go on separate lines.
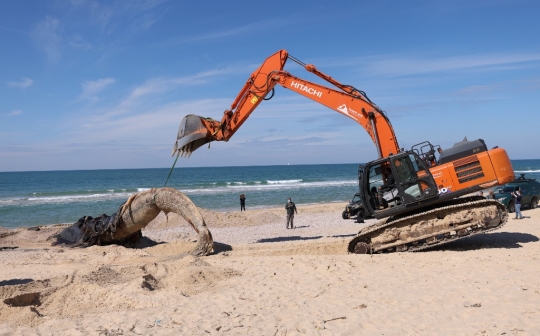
top-left (172, 50), bottom-right (399, 158)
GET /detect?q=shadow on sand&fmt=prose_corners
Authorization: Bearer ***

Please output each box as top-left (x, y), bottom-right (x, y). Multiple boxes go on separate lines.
top-left (134, 236), bottom-right (164, 249)
top-left (256, 236), bottom-right (323, 243)
top-left (432, 232), bottom-right (539, 252)
top-left (330, 234), bottom-right (357, 238)
top-left (0, 278), bottom-right (34, 287)
top-left (0, 246), bottom-right (18, 251)
top-left (213, 242), bottom-right (233, 253)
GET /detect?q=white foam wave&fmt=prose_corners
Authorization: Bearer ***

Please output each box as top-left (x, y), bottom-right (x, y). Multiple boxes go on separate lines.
top-left (180, 180), bottom-right (357, 195)
top-left (0, 180), bottom-right (358, 207)
top-left (267, 179), bottom-right (303, 184)
top-left (515, 170), bottom-right (540, 173)
top-left (0, 198), bottom-right (27, 205)
top-left (0, 192), bottom-right (132, 207)
top-left (27, 194), bottom-right (124, 202)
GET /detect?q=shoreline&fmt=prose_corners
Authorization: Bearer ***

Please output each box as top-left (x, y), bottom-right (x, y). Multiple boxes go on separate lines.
top-left (0, 201), bottom-right (351, 231)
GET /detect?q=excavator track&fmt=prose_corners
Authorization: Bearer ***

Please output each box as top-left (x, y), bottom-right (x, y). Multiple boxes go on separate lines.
top-left (348, 198), bottom-right (508, 254)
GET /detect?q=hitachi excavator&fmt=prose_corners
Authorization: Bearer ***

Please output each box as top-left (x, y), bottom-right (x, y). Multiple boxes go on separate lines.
top-left (172, 50), bottom-right (515, 254)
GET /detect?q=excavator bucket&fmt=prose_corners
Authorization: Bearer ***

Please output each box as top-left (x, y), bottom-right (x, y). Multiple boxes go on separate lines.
top-left (172, 114), bottom-right (213, 158)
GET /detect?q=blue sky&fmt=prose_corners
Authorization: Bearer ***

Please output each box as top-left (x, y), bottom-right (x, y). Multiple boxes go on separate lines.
top-left (1, 0), bottom-right (540, 172)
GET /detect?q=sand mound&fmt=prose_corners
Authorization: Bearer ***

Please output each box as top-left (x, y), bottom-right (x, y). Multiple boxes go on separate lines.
top-left (160, 256), bottom-right (242, 296)
top-left (0, 225), bottom-right (67, 247)
top-left (83, 266), bottom-right (126, 285)
top-left (0, 255), bottom-right (240, 328)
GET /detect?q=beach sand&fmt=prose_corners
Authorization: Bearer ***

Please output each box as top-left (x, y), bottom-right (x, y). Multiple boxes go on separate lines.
top-left (1, 202), bottom-right (539, 335)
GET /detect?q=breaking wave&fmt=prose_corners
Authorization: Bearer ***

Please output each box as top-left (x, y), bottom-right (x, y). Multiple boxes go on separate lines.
top-left (0, 179), bottom-right (358, 207)
top-left (180, 179), bottom-right (357, 195)
top-left (267, 179), bottom-right (303, 184)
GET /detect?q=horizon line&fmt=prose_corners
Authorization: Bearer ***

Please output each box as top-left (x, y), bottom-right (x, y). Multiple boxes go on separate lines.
top-left (1, 158), bottom-right (539, 173)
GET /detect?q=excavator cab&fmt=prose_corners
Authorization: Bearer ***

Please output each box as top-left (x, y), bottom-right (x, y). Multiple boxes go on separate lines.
top-left (359, 151), bottom-right (438, 220)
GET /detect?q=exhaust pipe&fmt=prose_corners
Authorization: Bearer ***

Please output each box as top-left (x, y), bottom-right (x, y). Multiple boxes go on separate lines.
top-left (172, 114), bottom-right (214, 158)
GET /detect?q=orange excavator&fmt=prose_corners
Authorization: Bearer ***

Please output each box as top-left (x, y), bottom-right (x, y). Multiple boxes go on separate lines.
top-left (172, 50), bottom-right (515, 254)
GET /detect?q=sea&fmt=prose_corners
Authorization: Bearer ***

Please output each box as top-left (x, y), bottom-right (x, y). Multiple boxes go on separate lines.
top-left (1, 160), bottom-right (539, 229)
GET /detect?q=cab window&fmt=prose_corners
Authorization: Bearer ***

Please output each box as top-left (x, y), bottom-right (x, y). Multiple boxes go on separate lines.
top-left (393, 157), bottom-right (415, 183)
top-left (368, 163), bottom-right (384, 191)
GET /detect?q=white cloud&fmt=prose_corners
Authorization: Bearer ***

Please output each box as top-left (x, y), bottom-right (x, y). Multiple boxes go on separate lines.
top-left (65, 99), bottom-right (228, 147)
top-left (7, 78), bottom-right (33, 89)
top-left (237, 135), bottom-right (332, 147)
top-left (8, 110), bottom-right (22, 116)
top-left (183, 22), bottom-right (270, 42)
top-left (171, 18), bottom-right (294, 44)
top-left (68, 35), bottom-right (93, 50)
top-left (111, 67), bottom-right (239, 113)
top-left (70, 0), bottom-right (167, 33)
top-left (32, 16), bottom-right (62, 64)
top-left (79, 77), bottom-right (116, 101)
top-left (63, 67), bottom-right (240, 130)
top-left (365, 53), bottom-right (540, 77)
top-left (312, 52), bottom-right (540, 78)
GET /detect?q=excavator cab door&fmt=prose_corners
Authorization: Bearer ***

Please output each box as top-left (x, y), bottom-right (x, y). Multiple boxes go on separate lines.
top-left (361, 152), bottom-right (438, 218)
top-left (390, 152), bottom-right (438, 205)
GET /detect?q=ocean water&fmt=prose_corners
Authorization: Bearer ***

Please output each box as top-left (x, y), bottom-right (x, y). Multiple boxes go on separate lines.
top-left (0, 164), bottom-right (360, 228)
top-left (511, 159), bottom-right (540, 180)
top-left (1, 160), bottom-right (539, 229)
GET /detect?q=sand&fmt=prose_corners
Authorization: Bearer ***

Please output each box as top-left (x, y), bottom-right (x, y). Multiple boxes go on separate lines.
top-left (1, 202), bottom-right (539, 335)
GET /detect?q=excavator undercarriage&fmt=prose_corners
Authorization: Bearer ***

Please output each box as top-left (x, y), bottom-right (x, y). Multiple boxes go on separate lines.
top-left (348, 197), bottom-right (508, 254)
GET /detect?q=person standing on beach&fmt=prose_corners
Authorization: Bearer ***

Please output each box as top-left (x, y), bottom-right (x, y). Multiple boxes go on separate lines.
top-left (285, 198), bottom-right (298, 229)
top-left (240, 194), bottom-right (246, 211)
top-left (512, 189), bottom-right (523, 219)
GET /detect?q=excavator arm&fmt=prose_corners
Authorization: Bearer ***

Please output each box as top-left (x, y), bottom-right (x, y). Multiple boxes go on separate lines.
top-left (172, 50), bottom-right (400, 158)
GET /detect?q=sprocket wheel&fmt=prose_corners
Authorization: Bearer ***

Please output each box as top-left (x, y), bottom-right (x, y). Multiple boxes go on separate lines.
top-left (352, 241), bottom-right (371, 254)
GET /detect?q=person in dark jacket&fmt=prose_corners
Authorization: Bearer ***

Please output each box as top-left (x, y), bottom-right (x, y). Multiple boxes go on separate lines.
top-left (512, 189), bottom-right (523, 219)
top-left (240, 194), bottom-right (246, 211)
top-left (377, 168), bottom-right (396, 209)
top-left (285, 198), bottom-right (298, 229)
